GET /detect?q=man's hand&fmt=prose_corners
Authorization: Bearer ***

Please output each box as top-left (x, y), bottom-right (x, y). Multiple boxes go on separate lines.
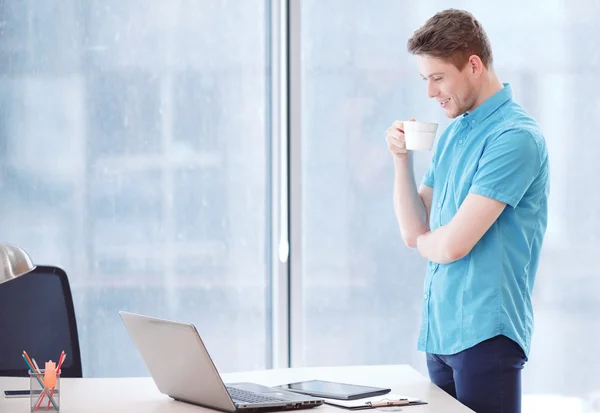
top-left (416, 227), bottom-right (455, 265)
top-left (386, 119), bottom-right (415, 159)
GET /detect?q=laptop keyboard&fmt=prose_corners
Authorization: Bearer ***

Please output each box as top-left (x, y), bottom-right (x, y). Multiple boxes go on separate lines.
top-left (226, 387), bottom-right (288, 404)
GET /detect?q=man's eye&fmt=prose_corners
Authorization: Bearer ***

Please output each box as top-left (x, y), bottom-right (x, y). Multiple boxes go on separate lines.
top-left (433, 77), bottom-right (442, 81)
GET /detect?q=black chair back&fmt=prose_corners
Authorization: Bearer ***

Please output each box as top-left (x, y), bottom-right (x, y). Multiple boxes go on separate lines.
top-left (0, 265), bottom-right (82, 377)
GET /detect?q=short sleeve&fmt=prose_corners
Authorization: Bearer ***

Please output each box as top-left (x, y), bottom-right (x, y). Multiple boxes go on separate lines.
top-left (469, 130), bottom-right (542, 208)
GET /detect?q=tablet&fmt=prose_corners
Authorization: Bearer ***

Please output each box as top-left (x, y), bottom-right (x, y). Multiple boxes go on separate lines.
top-left (278, 379), bottom-right (391, 400)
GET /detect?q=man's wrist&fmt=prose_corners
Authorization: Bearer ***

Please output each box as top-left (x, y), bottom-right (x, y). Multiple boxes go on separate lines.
top-left (393, 152), bottom-right (412, 168)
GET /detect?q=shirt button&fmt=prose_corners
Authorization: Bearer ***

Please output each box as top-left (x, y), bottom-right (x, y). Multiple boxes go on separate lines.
top-left (424, 294), bottom-right (428, 300)
top-left (437, 202), bottom-right (442, 208)
top-left (459, 139), bottom-right (463, 145)
top-left (471, 120), bottom-right (476, 124)
top-left (432, 264), bottom-right (439, 271)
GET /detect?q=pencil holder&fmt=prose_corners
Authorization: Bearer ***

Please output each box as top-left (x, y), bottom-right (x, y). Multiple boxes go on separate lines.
top-left (29, 370), bottom-right (60, 412)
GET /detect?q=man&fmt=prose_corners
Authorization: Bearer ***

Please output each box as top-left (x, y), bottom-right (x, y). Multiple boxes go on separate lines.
top-left (385, 9), bottom-right (549, 413)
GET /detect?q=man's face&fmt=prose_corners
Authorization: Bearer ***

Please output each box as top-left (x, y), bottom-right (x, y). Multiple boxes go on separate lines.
top-left (418, 55), bottom-right (478, 118)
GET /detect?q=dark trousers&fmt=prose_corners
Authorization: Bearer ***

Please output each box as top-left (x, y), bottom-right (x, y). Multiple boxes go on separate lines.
top-left (426, 335), bottom-right (527, 413)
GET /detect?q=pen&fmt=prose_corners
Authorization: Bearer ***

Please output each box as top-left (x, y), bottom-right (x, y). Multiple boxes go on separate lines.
top-left (32, 358), bottom-right (40, 373)
top-left (367, 399), bottom-right (409, 407)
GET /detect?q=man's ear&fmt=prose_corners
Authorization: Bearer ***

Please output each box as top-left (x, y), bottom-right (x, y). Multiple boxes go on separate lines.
top-left (467, 55), bottom-right (485, 77)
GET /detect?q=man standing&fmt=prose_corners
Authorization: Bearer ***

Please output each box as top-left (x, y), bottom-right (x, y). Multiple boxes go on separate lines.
top-left (385, 9), bottom-right (549, 413)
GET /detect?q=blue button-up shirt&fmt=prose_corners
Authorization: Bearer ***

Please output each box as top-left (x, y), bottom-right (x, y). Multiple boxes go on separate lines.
top-left (418, 83), bottom-right (549, 357)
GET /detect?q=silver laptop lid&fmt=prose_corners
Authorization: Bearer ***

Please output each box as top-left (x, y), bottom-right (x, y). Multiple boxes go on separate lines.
top-left (119, 311), bottom-right (236, 412)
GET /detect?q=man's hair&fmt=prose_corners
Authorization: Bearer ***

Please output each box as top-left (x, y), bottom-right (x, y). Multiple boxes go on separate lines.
top-left (407, 9), bottom-right (493, 70)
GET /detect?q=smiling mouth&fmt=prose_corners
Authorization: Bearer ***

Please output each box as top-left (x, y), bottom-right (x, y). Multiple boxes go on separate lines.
top-left (439, 98), bottom-right (450, 108)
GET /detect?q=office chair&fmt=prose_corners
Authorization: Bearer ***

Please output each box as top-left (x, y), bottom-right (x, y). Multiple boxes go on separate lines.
top-left (0, 265), bottom-right (83, 377)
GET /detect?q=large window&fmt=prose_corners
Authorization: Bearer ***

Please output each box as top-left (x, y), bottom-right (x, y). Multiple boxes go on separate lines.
top-left (0, 0), bottom-right (272, 377)
top-left (296, 0), bottom-right (600, 408)
top-left (296, 0), bottom-right (440, 372)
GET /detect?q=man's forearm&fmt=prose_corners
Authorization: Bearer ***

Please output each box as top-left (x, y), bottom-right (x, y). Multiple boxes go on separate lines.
top-left (416, 227), bottom-right (459, 264)
top-left (393, 155), bottom-right (429, 247)
top-left (417, 193), bottom-right (507, 264)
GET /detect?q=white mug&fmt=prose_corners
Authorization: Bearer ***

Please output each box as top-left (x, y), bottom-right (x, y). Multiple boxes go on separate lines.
top-left (403, 121), bottom-right (438, 151)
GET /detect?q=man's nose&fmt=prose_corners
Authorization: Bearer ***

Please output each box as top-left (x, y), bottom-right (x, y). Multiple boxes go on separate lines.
top-left (427, 81), bottom-right (438, 99)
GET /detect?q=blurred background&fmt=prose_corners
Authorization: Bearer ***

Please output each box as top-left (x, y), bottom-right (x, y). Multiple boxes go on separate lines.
top-left (0, 0), bottom-right (597, 411)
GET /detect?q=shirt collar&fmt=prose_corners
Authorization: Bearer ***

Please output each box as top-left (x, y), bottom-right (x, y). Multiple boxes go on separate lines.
top-left (463, 83), bottom-right (512, 125)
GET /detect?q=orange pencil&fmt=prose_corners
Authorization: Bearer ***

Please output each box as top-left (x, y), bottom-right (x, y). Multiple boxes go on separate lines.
top-left (56, 352), bottom-right (65, 373)
top-left (23, 351), bottom-right (38, 373)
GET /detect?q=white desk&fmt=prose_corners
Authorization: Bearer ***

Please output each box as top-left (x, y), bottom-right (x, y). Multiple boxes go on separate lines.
top-left (0, 365), bottom-right (473, 412)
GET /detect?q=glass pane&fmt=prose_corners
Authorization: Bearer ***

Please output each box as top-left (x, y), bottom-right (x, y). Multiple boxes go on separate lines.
top-left (0, 0), bottom-right (271, 377)
top-left (299, 0), bottom-right (598, 408)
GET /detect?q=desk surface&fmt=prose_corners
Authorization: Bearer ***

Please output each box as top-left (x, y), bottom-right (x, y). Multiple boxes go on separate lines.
top-left (1, 364), bottom-right (472, 413)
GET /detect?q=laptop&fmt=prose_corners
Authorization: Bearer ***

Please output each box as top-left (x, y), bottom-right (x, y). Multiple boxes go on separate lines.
top-left (119, 311), bottom-right (324, 412)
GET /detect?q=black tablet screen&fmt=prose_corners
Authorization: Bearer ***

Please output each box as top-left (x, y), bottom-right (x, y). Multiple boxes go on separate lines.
top-left (281, 379), bottom-right (391, 400)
